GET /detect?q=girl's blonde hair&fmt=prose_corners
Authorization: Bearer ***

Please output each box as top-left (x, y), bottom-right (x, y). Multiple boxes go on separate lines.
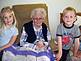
top-left (0, 6), bottom-right (17, 35)
top-left (0, 6), bottom-right (17, 26)
top-left (31, 8), bottom-right (46, 19)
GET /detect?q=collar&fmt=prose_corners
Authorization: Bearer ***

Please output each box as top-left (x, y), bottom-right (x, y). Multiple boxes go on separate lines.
top-left (63, 23), bottom-right (74, 29)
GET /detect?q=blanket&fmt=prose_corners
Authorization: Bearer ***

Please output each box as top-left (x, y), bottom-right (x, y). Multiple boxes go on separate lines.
top-left (2, 46), bottom-right (55, 61)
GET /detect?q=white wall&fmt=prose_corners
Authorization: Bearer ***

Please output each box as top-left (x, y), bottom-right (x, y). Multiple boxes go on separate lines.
top-left (0, 0), bottom-right (81, 39)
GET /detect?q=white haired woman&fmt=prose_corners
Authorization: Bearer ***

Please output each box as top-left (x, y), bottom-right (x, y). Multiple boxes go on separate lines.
top-left (20, 8), bottom-right (55, 61)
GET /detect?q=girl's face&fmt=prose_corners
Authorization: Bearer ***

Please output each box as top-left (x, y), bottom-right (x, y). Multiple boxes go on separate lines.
top-left (63, 11), bottom-right (76, 27)
top-left (33, 14), bottom-right (44, 28)
top-left (3, 12), bottom-right (14, 26)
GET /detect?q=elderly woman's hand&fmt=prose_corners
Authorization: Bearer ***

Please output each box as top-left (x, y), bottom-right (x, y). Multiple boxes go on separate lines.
top-left (36, 41), bottom-right (45, 49)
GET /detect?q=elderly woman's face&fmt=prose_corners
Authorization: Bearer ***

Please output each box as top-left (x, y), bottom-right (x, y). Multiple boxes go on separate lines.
top-left (33, 14), bottom-right (44, 27)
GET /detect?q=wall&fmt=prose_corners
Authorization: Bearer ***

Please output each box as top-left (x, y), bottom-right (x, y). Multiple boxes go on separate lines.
top-left (0, 0), bottom-right (81, 39)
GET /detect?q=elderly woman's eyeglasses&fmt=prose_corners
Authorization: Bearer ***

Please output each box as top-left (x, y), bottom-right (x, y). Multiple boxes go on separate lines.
top-left (32, 17), bottom-right (44, 20)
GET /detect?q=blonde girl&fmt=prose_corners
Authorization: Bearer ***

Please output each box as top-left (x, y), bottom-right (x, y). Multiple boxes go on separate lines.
top-left (0, 6), bottom-right (18, 60)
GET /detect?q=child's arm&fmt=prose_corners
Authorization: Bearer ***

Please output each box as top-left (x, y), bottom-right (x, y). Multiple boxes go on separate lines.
top-left (56, 36), bottom-right (62, 61)
top-left (73, 38), bottom-right (80, 57)
top-left (0, 35), bottom-right (18, 51)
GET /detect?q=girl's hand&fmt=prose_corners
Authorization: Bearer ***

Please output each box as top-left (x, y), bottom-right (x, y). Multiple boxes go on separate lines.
top-left (72, 56), bottom-right (78, 61)
top-left (56, 52), bottom-right (62, 61)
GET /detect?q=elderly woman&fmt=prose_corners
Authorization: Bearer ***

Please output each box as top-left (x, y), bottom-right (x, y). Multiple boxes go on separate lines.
top-left (3, 8), bottom-right (55, 61)
top-left (20, 8), bottom-right (55, 61)
top-left (20, 8), bottom-right (50, 50)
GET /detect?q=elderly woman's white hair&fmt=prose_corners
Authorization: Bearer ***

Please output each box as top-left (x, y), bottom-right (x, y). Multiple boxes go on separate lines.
top-left (31, 8), bottom-right (46, 18)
